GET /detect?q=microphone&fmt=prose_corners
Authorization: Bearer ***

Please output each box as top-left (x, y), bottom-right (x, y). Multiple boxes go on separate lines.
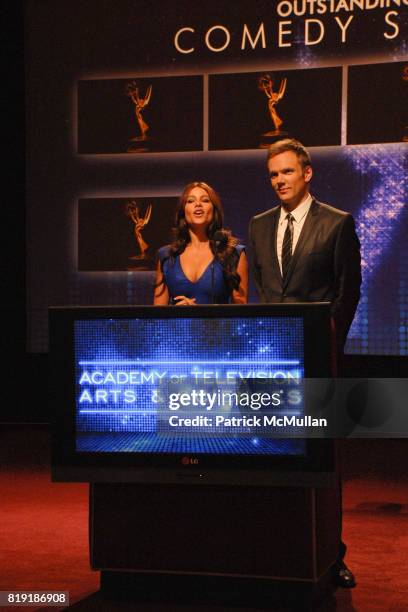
top-left (211, 231), bottom-right (226, 305)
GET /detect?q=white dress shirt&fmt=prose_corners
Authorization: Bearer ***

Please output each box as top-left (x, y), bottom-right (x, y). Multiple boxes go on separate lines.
top-left (276, 194), bottom-right (313, 275)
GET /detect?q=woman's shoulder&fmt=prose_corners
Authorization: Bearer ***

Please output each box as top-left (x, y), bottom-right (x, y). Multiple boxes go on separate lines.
top-left (157, 245), bottom-right (173, 262)
top-left (234, 243), bottom-right (246, 256)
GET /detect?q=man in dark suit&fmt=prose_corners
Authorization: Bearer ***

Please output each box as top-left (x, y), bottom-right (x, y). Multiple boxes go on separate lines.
top-left (249, 138), bottom-right (361, 588)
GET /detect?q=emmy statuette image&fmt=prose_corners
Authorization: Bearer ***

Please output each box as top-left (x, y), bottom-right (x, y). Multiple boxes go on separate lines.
top-left (78, 196), bottom-right (177, 271)
top-left (125, 80), bottom-right (153, 152)
top-left (258, 73), bottom-right (288, 147)
top-left (126, 201), bottom-right (153, 265)
top-left (78, 76), bottom-right (203, 154)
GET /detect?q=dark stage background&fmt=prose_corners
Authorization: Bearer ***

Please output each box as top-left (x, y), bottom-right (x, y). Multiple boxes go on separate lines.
top-left (2, 9), bottom-right (407, 610)
top-left (3, 0), bottom-right (408, 422)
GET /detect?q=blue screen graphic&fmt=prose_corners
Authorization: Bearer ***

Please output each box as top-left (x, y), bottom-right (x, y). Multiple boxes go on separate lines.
top-left (75, 316), bottom-right (306, 456)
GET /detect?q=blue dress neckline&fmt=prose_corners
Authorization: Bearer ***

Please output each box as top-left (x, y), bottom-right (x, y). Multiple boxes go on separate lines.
top-left (157, 244), bottom-right (245, 305)
top-left (176, 256), bottom-right (215, 285)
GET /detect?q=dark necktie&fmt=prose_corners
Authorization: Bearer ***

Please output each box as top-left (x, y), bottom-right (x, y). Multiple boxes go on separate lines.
top-left (281, 213), bottom-right (294, 281)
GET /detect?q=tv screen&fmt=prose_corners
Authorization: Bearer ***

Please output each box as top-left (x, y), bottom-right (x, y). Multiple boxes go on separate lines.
top-left (50, 303), bottom-right (336, 485)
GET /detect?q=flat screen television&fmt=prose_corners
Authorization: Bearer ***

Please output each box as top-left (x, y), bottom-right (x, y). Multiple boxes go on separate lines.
top-left (50, 303), bottom-right (337, 486)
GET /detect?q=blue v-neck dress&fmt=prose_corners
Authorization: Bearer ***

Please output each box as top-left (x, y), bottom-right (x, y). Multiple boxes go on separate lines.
top-left (158, 245), bottom-right (245, 304)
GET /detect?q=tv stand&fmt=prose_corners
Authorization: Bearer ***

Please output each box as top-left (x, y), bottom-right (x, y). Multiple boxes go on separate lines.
top-left (90, 480), bottom-right (340, 608)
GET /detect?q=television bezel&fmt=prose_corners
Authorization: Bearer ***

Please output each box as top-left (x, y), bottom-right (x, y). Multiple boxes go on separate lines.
top-left (50, 303), bottom-right (337, 486)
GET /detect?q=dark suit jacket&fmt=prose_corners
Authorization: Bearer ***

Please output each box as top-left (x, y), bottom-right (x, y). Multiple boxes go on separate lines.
top-left (249, 199), bottom-right (362, 349)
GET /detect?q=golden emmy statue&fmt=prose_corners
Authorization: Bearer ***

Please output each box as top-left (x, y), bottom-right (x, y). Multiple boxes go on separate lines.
top-left (125, 80), bottom-right (152, 152)
top-left (126, 201), bottom-right (152, 260)
top-left (258, 73), bottom-right (288, 147)
top-left (403, 65), bottom-right (408, 142)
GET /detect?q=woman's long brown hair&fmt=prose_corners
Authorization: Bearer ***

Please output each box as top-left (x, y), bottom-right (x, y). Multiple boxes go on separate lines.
top-left (160, 181), bottom-right (241, 293)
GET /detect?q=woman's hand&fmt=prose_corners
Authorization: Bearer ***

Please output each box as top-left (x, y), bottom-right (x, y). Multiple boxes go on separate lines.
top-left (173, 295), bottom-right (197, 306)
top-left (232, 251), bottom-right (249, 304)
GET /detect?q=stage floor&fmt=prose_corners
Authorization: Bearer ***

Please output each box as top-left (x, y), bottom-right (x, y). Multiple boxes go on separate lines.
top-left (1, 425), bottom-right (407, 611)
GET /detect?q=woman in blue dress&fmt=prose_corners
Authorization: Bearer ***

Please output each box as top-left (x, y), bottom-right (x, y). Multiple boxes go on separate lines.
top-left (153, 182), bottom-right (248, 305)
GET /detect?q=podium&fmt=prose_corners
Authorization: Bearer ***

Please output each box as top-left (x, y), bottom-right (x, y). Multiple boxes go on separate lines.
top-left (90, 479), bottom-right (340, 608)
top-left (50, 303), bottom-right (340, 607)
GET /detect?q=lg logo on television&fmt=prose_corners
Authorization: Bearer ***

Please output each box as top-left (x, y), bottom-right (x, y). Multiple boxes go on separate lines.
top-left (181, 456), bottom-right (199, 465)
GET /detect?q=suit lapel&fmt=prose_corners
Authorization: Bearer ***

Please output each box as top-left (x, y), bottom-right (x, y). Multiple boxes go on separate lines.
top-left (282, 199), bottom-right (320, 290)
top-left (268, 207), bottom-right (281, 280)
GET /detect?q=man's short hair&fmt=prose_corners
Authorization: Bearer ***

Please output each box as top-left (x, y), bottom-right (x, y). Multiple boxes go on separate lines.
top-left (267, 138), bottom-right (312, 169)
